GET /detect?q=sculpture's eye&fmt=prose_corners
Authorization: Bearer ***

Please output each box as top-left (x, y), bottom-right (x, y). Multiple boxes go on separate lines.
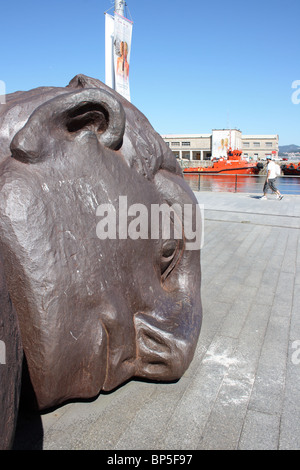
top-left (160, 238), bottom-right (183, 282)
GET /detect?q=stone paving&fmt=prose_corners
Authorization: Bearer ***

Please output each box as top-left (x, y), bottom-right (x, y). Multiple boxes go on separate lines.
top-left (13, 191), bottom-right (300, 450)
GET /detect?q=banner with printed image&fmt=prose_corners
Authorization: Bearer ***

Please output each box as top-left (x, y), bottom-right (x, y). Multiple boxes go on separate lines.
top-left (113, 13), bottom-right (133, 102)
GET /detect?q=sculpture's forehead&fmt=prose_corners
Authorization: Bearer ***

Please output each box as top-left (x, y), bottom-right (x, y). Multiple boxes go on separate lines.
top-left (0, 75), bottom-right (182, 180)
top-left (1, 85), bottom-right (141, 132)
top-left (0, 86), bottom-right (153, 165)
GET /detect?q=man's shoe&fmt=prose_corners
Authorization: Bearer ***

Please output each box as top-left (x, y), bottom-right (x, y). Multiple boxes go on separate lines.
top-left (261, 196), bottom-right (267, 200)
top-left (277, 195), bottom-right (284, 200)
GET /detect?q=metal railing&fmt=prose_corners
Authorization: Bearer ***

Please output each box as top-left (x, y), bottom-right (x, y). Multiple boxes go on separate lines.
top-left (183, 173), bottom-right (300, 195)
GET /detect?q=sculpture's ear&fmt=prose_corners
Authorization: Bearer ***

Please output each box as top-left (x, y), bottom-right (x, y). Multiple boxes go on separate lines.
top-left (10, 88), bottom-right (126, 163)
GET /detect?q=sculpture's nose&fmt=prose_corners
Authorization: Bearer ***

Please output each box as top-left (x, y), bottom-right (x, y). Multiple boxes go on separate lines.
top-left (100, 259), bottom-right (200, 390)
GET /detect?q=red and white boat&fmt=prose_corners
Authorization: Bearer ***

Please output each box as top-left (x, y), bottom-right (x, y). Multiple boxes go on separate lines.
top-left (183, 148), bottom-right (263, 175)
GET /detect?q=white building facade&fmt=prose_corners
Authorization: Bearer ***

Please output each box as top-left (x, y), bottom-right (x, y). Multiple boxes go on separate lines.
top-left (162, 129), bottom-right (279, 163)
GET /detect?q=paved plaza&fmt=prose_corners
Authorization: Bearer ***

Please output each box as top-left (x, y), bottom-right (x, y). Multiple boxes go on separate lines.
top-left (13, 191), bottom-right (300, 450)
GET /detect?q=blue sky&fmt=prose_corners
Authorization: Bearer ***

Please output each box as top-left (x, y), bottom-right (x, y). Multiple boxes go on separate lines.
top-left (1, 0), bottom-right (299, 145)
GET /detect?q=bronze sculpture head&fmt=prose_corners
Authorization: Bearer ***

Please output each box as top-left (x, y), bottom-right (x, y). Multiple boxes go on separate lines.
top-left (0, 75), bottom-right (202, 411)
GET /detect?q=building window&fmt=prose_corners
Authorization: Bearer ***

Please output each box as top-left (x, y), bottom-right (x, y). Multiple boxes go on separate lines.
top-left (254, 142), bottom-right (260, 148)
top-left (165, 142), bottom-right (170, 147)
top-left (182, 141), bottom-right (191, 146)
top-left (243, 142), bottom-right (250, 148)
top-left (171, 142), bottom-right (180, 147)
top-left (266, 142), bottom-right (273, 148)
top-left (182, 151), bottom-right (190, 160)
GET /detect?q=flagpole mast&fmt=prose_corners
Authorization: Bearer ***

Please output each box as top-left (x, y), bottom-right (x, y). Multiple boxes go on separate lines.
top-left (115, 0), bottom-right (125, 16)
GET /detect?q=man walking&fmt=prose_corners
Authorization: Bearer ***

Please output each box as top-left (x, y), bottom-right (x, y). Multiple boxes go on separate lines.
top-left (261, 156), bottom-right (284, 200)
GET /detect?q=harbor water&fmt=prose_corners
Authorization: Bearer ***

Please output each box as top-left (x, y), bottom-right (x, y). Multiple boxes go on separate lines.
top-left (184, 174), bottom-right (300, 195)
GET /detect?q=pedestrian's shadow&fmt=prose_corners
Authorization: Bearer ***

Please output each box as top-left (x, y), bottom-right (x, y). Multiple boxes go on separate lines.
top-left (249, 195), bottom-right (262, 199)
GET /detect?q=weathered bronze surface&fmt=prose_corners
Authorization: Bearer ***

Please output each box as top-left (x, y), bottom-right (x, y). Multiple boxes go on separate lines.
top-left (0, 75), bottom-right (202, 414)
top-left (0, 256), bottom-right (23, 450)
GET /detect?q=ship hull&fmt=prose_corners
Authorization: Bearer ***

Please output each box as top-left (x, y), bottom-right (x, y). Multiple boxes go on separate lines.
top-left (183, 164), bottom-right (260, 175)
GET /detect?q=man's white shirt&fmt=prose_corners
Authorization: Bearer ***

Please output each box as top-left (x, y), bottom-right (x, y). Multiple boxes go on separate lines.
top-left (267, 160), bottom-right (277, 179)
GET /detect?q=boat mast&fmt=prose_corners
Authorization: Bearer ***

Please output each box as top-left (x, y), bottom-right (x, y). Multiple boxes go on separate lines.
top-left (115, 0), bottom-right (125, 16)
